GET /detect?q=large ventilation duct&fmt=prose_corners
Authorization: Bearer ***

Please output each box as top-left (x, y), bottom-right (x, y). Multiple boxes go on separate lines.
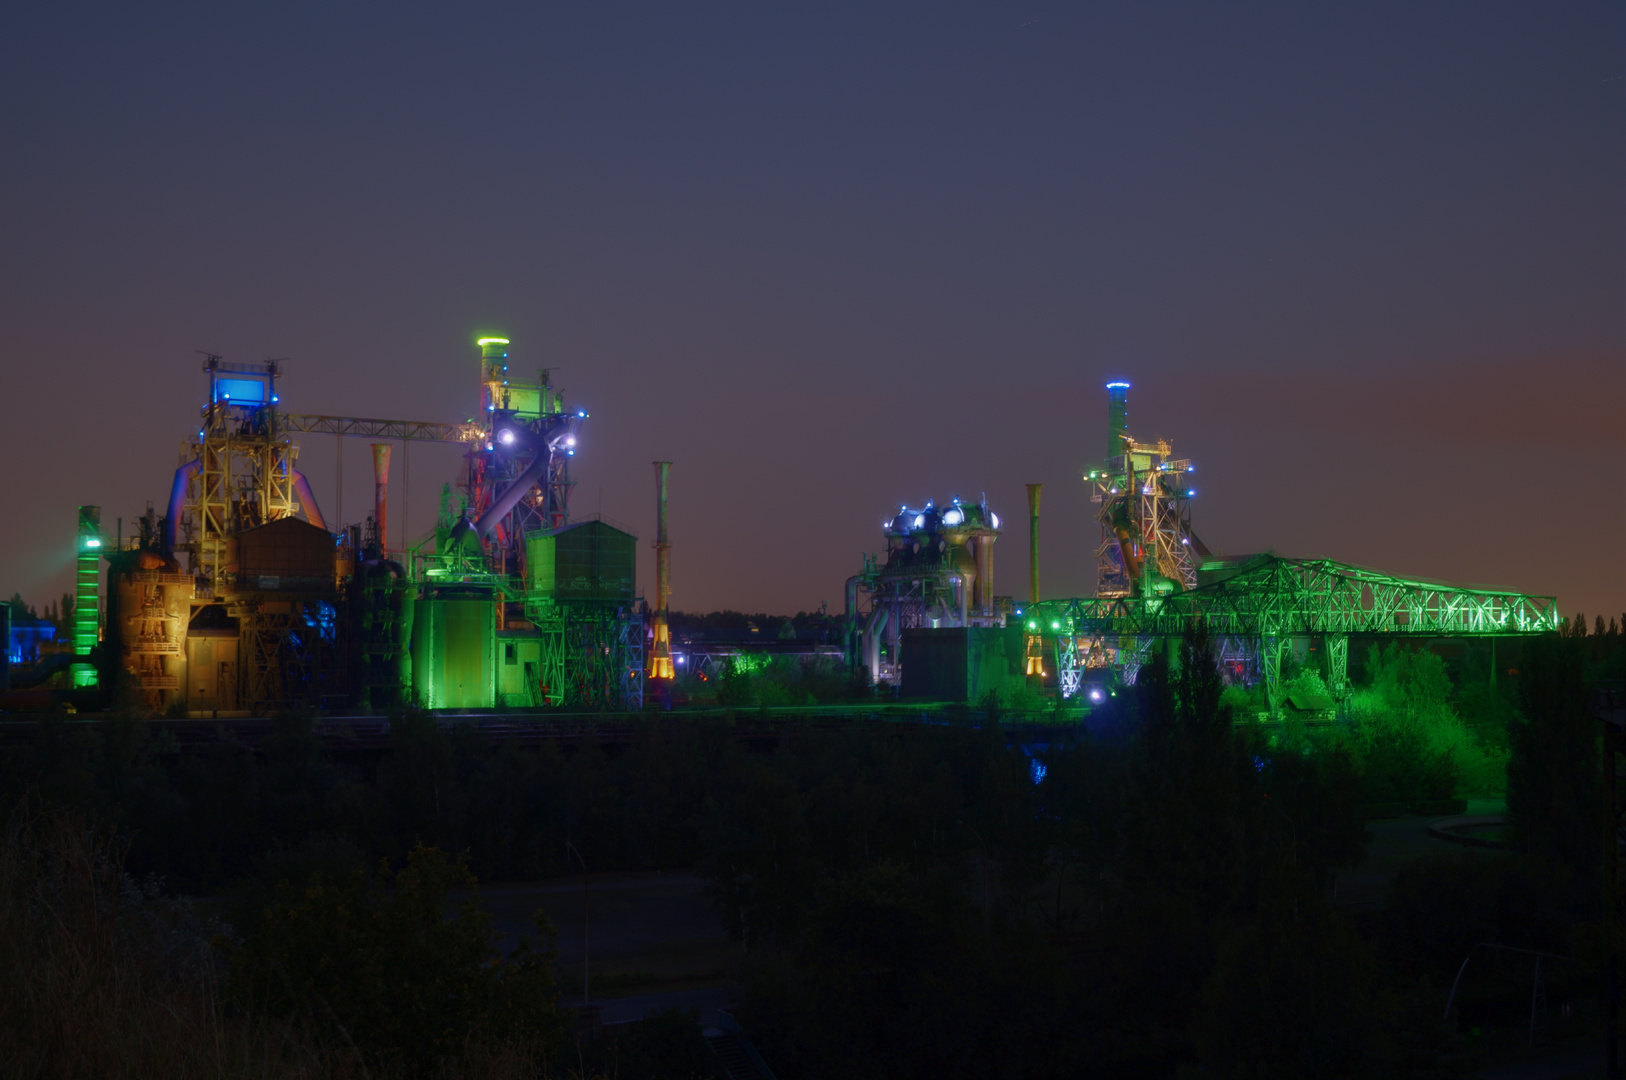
top-left (291, 468), bottom-right (327, 531)
top-left (164, 459), bottom-right (201, 556)
top-left (473, 409), bottom-right (583, 539)
top-left (473, 450), bottom-right (553, 537)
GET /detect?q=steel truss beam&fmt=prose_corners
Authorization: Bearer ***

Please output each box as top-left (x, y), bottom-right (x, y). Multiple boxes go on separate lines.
top-left (182, 404), bottom-right (300, 594)
top-left (1033, 554), bottom-right (1557, 639)
top-left (277, 414), bottom-right (480, 444)
top-left (1029, 554), bottom-right (1558, 703)
top-left (529, 604), bottom-right (645, 711)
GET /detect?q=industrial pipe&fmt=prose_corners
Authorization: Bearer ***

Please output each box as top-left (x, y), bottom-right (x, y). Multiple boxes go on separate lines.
top-left (164, 459), bottom-right (201, 555)
top-left (649, 461), bottom-right (673, 681)
top-left (654, 462), bottom-right (671, 615)
top-left (290, 468), bottom-right (327, 531)
top-left (863, 606), bottom-right (890, 685)
top-left (473, 450), bottom-right (553, 536)
top-left (1026, 483), bottom-right (1041, 605)
top-left (371, 444), bottom-right (391, 549)
top-left (972, 534), bottom-right (995, 615)
top-left (1109, 502), bottom-right (1143, 590)
top-left (843, 575), bottom-right (862, 667)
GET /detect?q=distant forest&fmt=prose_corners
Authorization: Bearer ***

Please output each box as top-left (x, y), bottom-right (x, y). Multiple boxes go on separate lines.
top-left (667, 608), bottom-right (840, 637)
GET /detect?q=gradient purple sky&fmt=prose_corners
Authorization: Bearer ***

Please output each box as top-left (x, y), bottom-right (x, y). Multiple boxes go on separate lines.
top-left (3, 2), bottom-right (1622, 620)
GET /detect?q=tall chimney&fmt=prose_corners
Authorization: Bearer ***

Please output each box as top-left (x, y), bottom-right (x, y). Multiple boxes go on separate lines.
top-left (1106, 381), bottom-right (1130, 458)
top-left (649, 461), bottom-right (674, 680)
top-left (371, 443), bottom-right (391, 552)
top-left (1026, 483), bottom-right (1042, 605)
top-left (476, 337), bottom-right (510, 416)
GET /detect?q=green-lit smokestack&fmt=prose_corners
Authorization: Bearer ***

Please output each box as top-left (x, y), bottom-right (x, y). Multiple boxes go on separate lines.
top-left (1106, 381), bottom-right (1130, 458)
top-left (73, 505), bottom-right (102, 688)
top-left (476, 335), bottom-right (510, 415)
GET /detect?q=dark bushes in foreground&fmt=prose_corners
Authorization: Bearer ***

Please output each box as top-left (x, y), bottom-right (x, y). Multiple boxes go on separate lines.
top-left (2, 623), bottom-right (1616, 1078)
top-left (0, 808), bottom-right (573, 1079)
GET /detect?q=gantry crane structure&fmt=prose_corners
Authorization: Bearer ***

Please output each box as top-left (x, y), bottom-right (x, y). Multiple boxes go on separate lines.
top-left (1025, 381), bottom-right (1559, 715)
top-left (1026, 553), bottom-right (1558, 712)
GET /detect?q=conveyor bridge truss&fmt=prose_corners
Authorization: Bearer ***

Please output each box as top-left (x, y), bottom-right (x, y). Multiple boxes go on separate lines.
top-left (1028, 554), bottom-right (1558, 713)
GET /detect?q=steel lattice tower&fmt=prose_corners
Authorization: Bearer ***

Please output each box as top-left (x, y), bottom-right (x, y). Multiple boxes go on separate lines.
top-left (176, 357), bottom-right (320, 595)
top-left (1088, 381), bottom-right (1202, 599)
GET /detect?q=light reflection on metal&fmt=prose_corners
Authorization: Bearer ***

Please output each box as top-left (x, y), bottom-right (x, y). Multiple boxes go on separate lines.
top-left (846, 497), bottom-right (1005, 687)
top-left (648, 462), bottom-right (674, 681)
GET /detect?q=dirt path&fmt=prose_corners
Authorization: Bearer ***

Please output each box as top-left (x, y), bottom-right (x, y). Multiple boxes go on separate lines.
top-left (1333, 798), bottom-right (1507, 910)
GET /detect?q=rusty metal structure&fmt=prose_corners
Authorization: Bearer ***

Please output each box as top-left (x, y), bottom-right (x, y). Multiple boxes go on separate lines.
top-left (87, 337), bottom-right (647, 715)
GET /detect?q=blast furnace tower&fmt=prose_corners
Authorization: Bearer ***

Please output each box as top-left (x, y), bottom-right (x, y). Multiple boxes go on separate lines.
top-left (847, 497), bottom-right (1004, 687)
top-left (1088, 381), bottom-right (1208, 598)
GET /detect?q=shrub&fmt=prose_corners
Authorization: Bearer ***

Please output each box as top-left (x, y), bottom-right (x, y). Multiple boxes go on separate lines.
top-left (1348, 645), bottom-right (1501, 802)
top-left (0, 806), bottom-right (304, 1078)
top-left (1194, 865), bottom-right (1378, 1079)
top-left (229, 844), bottom-right (568, 1072)
top-left (1379, 851), bottom-right (1565, 982)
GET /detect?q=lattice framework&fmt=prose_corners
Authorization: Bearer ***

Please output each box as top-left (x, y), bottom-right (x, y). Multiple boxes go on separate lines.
top-left (1029, 554), bottom-right (1558, 712)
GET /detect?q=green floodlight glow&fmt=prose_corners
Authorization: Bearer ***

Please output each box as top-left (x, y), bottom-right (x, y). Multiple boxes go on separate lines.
top-left (1051, 621), bottom-right (1060, 630)
top-left (476, 337), bottom-right (510, 346)
top-left (1027, 621), bottom-right (1037, 630)
top-left (731, 653), bottom-right (770, 676)
top-left (72, 506), bottom-right (101, 689)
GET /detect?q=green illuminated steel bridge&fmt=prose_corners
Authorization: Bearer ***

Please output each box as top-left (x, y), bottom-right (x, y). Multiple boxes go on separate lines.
top-left (1026, 553), bottom-right (1557, 713)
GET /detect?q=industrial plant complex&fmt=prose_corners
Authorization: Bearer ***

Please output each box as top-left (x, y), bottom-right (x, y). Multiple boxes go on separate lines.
top-left (0, 340), bottom-right (1560, 718)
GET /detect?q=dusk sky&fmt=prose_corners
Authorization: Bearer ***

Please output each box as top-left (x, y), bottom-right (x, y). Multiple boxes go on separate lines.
top-left (3, 2), bottom-right (1622, 620)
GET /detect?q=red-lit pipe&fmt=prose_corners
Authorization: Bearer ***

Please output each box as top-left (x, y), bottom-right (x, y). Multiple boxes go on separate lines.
top-left (371, 444), bottom-right (391, 550)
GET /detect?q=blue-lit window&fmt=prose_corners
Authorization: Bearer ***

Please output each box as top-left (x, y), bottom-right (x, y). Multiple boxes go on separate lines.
top-left (215, 378), bottom-right (269, 403)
